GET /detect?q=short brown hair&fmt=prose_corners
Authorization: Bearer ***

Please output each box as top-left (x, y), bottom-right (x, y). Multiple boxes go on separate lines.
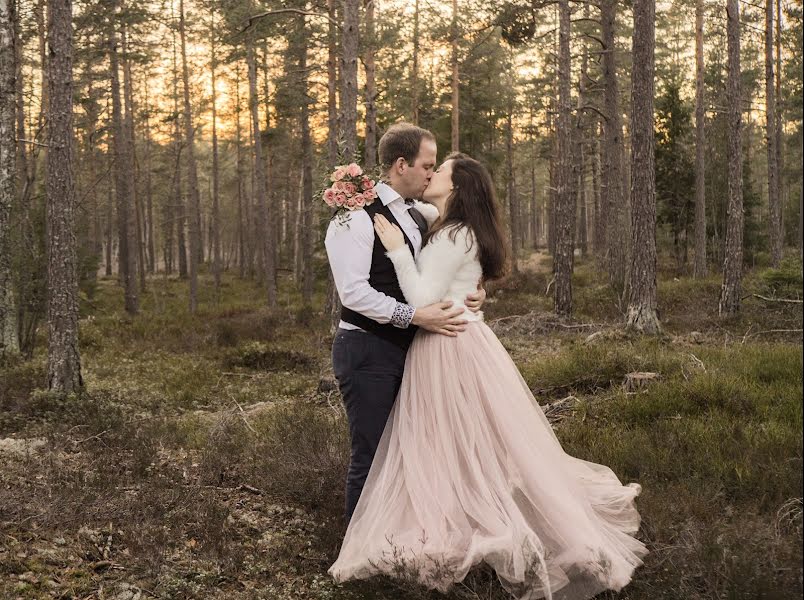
top-left (378, 123), bottom-right (436, 172)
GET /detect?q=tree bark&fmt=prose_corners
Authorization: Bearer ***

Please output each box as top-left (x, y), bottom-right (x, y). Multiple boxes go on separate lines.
top-left (109, 2), bottom-right (137, 314)
top-left (298, 11), bottom-right (314, 305)
top-left (143, 73), bottom-right (156, 274)
top-left (121, 20), bottom-right (145, 293)
top-left (411, 0), bottom-right (420, 125)
top-left (0, 0), bottom-right (20, 357)
top-left (247, 34), bottom-right (277, 306)
top-left (326, 0), bottom-right (338, 168)
top-left (506, 100), bottom-right (519, 273)
top-left (341, 0), bottom-right (359, 158)
top-left (693, 0), bottom-right (708, 277)
top-left (235, 63), bottom-right (247, 279)
top-left (46, 0), bottom-right (82, 392)
top-left (179, 0), bottom-right (201, 312)
top-left (210, 6), bottom-right (221, 292)
top-left (363, 0), bottom-right (377, 169)
top-left (600, 0), bottom-right (628, 293)
top-left (765, 0), bottom-right (781, 267)
top-left (554, 0), bottom-right (574, 317)
top-left (450, 0), bottom-right (459, 152)
top-left (719, 0), bottom-right (744, 317)
top-left (625, 0), bottom-right (660, 334)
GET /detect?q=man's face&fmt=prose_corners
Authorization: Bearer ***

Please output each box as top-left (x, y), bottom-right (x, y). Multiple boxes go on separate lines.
top-left (402, 139), bottom-right (437, 199)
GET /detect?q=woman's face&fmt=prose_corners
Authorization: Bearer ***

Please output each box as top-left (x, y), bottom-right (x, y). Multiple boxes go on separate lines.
top-left (421, 159), bottom-right (455, 205)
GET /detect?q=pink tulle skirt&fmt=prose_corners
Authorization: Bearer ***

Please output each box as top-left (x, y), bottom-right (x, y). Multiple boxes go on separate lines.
top-left (328, 322), bottom-right (648, 599)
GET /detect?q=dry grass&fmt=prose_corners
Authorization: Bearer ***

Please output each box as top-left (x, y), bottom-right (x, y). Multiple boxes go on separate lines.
top-left (1, 259), bottom-right (802, 599)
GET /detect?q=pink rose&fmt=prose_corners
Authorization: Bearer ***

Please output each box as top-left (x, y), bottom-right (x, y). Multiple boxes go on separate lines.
top-left (323, 188), bottom-right (336, 207)
top-left (335, 193), bottom-right (347, 207)
top-left (342, 182), bottom-right (357, 196)
top-left (361, 178), bottom-right (375, 190)
top-left (347, 163), bottom-right (362, 178)
top-left (345, 196), bottom-right (358, 209)
top-left (353, 193), bottom-right (365, 208)
top-left (363, 188), bottom-right (377, 201)
top-left (332, 167), bottom-right (347, 182)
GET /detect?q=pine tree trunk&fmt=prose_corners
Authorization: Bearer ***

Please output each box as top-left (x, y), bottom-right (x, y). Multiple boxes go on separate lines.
top-left (506, 104), bottom-right (519, 273)
top-left (775, 0), bottom-right (783, 247)
top-left (298, 13), bottom-right (314, 306)
top-left (210, 8), bottom-right (221, 292)
top-left (450, 0), bottom-right (459, 152)
top-left (326, 0), bottom-right (338, 169)
top-left (179, 0), bottom-right (201, 312)
top-left (0, 0), bottom-right (20, 357)
top-left (109, 4), bottom-right (137, 314)
top-left (411, 0), bottom-right (420, 125)
top-left (554, 0), bottom-right (574, 317)
top-left (693, 0), bottom-right (708, 277)
top-left (247, 35), bottom-right (277, 306)
top-left (46, 0), bottom-right (82, 392)
top-left (143, 76), bottom-right (156, 273)
top-left (765, 0), bottom-right (781, 267)
top-left (121, 21), bottom-right (145, 293)
top-left (601, 0), bottom-right (628, 293)
top-left (235, 64), bottom-right (246, 279)
top-left (341, 0), bottom-right (359, 158)
top-left (625, 0), bottom-right (660, 334)
top-left (577, 14), bottom-right (589, 259)
top-left (719, 0), bottom-right (744, 316)
top-left (592, 131), bottom-right (602, 252)
top-left (363, 0), bottom-right (377, 169)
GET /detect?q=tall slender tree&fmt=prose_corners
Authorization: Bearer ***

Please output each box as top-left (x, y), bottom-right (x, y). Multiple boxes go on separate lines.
top-left (450, 0), bottom-right (459, 152)
top-left (765, 0), bottom-right (781, 266)
top-left (600, 0), bottom-right (628, 293)
top-left (411, 0), bottom-right (420, 125)
top-left (0, 0), bottom-right (20, 357)
top-left (553, 0), bottom-right (574, 317)
top-left (109, 1), bottom-right (137, 314)
top-left (363, 0), bottom-right (377, 169)
top-left (179, 0), bottom-right (202, 312)
top-left (626, 0), bottom-right (660, 334)
top-left (720, 0), bottom-right (744, 316)
top-left (246, 26), bottom-right (277, 306)
top-left (693, 0), bottom-right (707, 277)
top-left (341, 0), bottom-right (359, 158)
top-left (46, 0), bottom-right (82, 392)
top-left (209, 5), bottom-right (221, 292)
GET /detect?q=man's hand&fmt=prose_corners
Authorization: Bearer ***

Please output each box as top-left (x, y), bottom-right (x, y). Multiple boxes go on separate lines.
top-left (412, 301), bottom-right (468, 337)
top-left (464, 282), bottom-right (486, 314)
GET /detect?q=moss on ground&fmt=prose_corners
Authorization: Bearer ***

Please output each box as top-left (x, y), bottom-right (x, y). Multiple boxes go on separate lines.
top-left (1, 262), bottom-right (801, 599)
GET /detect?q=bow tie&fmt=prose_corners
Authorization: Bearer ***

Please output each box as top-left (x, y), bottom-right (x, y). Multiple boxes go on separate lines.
top-left (404, 198), bottom-right (415, 206)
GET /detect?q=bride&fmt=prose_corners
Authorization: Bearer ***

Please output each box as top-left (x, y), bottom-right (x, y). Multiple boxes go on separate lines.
top-left (328, 153), bottom-right (648, 600)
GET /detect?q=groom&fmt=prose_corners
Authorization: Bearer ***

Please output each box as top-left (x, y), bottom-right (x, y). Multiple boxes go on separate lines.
top-left (325, 123), bottom-right (486, 520)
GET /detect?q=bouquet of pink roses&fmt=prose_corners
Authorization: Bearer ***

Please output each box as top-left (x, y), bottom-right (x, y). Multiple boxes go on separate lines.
top-left (322, 163), bottom-right (378, 217)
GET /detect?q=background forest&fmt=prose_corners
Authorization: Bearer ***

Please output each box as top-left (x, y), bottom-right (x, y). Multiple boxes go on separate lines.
top-left (0, 0), bottom-right (802, 599)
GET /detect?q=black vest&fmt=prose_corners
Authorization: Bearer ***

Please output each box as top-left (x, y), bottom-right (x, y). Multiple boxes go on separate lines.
top-left (341, 200), bottom-right (428, 350)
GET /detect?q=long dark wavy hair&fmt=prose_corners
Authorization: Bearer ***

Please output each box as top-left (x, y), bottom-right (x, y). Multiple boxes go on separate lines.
top-left (424, 152), bottom-right (509, 281)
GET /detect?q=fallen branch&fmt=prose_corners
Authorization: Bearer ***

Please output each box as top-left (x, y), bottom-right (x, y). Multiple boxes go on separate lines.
top-left (744, 328), bottom-right (803, 339)
top-left (750, 294), bottom-right (803, 304)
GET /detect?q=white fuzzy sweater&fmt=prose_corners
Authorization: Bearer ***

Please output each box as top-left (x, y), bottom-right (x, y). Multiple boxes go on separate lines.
top-left (386, 222), bottom-right (483, 322)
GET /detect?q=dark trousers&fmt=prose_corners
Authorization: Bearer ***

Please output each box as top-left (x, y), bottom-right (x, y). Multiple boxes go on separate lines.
top-left (332, 328), bottom-right (407, 521)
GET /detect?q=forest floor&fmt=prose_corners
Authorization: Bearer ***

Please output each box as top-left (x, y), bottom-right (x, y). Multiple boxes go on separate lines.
top-left (1, 252), bottom-right (802, 600)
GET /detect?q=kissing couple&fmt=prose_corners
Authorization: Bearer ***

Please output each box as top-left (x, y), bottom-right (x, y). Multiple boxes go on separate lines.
top-left (324, 123), bottom-right (647, 599)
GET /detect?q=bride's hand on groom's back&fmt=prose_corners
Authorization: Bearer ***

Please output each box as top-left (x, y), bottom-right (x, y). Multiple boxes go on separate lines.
top-left (412, 301), bottom-right (468, 337)
top-left (464, 283), bottom-right (486, 313)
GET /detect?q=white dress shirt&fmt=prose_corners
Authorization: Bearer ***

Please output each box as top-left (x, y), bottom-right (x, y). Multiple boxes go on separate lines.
top-left (325, 182), bottom-right (437, 331)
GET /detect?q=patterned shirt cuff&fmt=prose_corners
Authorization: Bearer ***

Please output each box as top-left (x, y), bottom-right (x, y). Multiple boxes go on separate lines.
top-left (391, 302), bottom-right (415, 329)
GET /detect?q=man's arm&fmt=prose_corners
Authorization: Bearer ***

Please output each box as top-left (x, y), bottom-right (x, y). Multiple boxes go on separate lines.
top-left (324, 212), bottom-right (413, 327)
